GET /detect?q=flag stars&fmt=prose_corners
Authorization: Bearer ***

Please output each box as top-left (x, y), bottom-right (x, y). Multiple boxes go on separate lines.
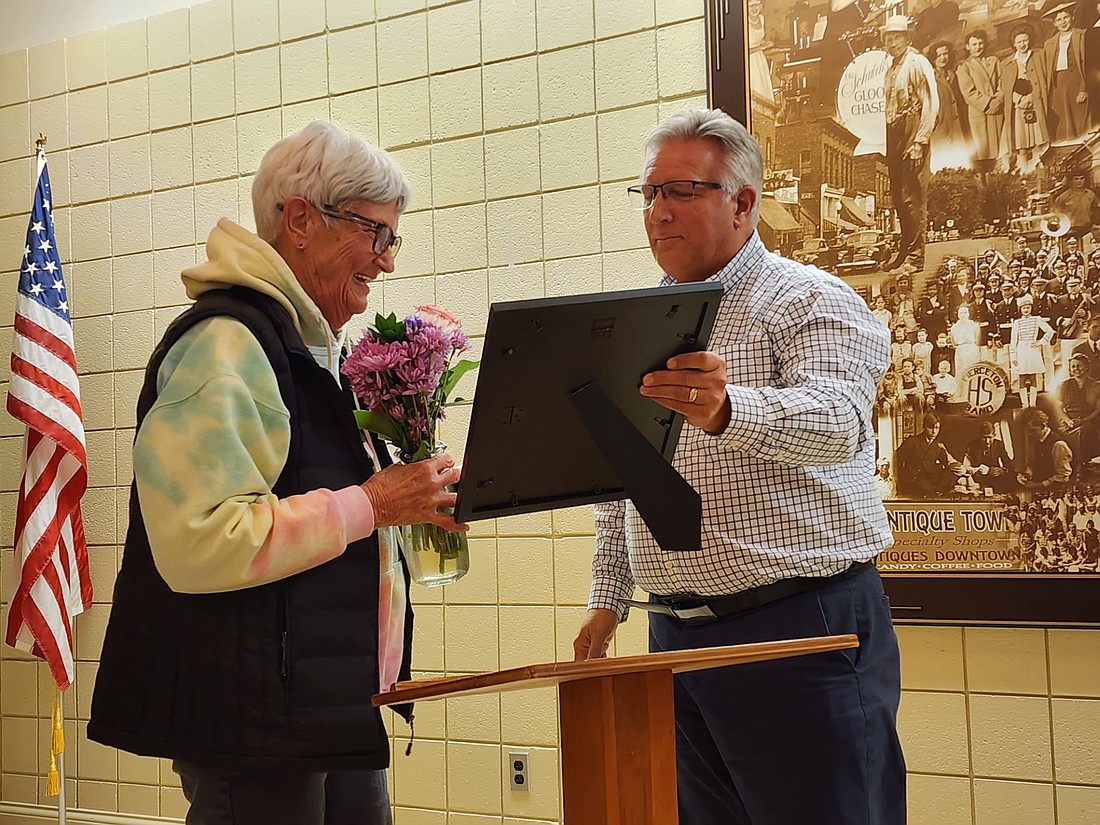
top-left (30, 283), bottom-right (43, 295)
top-left (58, 300), bottom-right (68, 312)
top-left (31, 221), bottom-right (44, 234)
top-left (44, 260), bottom-right (58, 274)
top-left (38, 238), bottom-right (52, 254)
top-left (52, 279), bottom-right (64, 291)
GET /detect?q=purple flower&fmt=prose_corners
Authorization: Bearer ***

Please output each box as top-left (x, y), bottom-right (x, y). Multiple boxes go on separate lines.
top-left (342, 307), bottom-right (476, 458)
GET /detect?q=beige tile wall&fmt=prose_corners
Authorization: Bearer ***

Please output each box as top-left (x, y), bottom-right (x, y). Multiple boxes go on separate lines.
top-left (0, 1), bottom-right (1096, 823)
top-left (897, 626), bottom-right (1100, 825)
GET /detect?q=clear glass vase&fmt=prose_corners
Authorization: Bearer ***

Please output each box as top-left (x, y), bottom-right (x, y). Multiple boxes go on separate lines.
top-left (396, 442), bottom-right (470, 587)
top-left (397, 521), bottom-right (470, 587)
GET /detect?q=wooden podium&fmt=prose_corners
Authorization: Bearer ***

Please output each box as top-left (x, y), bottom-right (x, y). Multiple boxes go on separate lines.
top-left (374, 633), bottom-right (858, 824)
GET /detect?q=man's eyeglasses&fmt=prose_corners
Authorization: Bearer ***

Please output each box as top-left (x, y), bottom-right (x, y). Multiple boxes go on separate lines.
top-left (316, 203), bottom-right (402, 257)
top-left (627, 180), bottom-right (726, 210)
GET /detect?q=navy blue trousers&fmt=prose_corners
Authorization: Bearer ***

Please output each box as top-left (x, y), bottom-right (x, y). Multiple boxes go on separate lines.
top-left (174, 762), bottom-right (392, 825)
top-left (648, 566), bottom-right (906, 825)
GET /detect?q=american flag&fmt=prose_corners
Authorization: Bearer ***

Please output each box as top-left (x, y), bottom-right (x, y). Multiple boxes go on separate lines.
top-left (5, 149), bottom-right (92, 691)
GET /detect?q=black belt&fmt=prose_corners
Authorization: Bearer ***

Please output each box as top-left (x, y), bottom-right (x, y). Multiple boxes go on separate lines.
top-left (626, 561), bottom-right (875, 626)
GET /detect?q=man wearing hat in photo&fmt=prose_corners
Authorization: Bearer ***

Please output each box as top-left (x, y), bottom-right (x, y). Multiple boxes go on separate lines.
top-left (963, 420), bottom-right (1016, 493)
top-left (994, 278), bottom-right (1023, 354)
top-left (1056, 272), bottom-right (1094, 338)
top-left (1011, 236), bottom-right (1037, 268)
top-left (1064, 235), bottom-right (1085, 270)
top-left (1044, 2), bottom-right (1090, 141)
top-left (1031, 276), bottom-right (1059, 325)
top-left (1087, 249), bottom-right (1100, 288)
top-left (957, 29), bottom-right (1005, 173)
top-left (1053, 171), bottom-right (1097, 238)
top-left (1034, 247), bottom-right (1054, 282)
top-left (970, 280), bottom-right (998, 346)
top-left (1044, 259), bottom-right (1066, 295)
top-left (882, 15), bottom-right (938, 272)
top-left (1064, 258), bottom-right (1082, 297)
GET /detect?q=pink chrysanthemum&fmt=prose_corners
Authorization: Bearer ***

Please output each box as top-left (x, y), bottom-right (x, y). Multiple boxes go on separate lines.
top-left (342, 306), bottom-right (475, 460)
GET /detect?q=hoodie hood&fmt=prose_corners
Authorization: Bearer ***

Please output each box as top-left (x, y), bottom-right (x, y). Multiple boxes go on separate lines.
top-left (182, 218), bottom-right (339, 353)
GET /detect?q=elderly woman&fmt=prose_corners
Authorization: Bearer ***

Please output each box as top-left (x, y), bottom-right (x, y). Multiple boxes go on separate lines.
top-left (88, 122), bottom-right (462, 824)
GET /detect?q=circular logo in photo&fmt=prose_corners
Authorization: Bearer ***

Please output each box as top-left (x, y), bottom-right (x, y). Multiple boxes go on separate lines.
top-left (960, 362), bottom-right (1009, 417)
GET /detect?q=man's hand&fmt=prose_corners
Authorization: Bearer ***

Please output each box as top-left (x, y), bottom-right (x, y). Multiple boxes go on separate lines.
top-left (905, 143), bottom-right (924, 162)
top-left (640, 351), bottom-right (731, 434)
top-left (573, 608), bottom-right (619, 661)
top-left (1078, 91), bottom-right (1089, 105)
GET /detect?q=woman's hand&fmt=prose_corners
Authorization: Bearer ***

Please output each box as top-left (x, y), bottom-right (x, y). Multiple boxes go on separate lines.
top-left (361, 453), bottom-right (469, 532)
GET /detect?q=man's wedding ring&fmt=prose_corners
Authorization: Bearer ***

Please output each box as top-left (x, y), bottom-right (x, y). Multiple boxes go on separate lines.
top-left (688, 387), bottom-right (699, 403)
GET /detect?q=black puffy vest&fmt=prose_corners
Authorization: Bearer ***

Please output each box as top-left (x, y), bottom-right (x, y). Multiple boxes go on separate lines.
top-left (88, 287), bottom-right (413, 771)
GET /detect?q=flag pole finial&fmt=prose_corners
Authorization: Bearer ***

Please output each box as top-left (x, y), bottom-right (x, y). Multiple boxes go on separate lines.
top-left (35, 133), bottom-right (47, 153)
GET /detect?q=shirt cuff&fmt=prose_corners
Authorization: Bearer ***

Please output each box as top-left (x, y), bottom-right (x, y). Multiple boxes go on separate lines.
top-left (588, 577), bottom-right (635, 621)
top-left (332, 484), bottom-right (376, 543)
top-left (715, 384), bottom-right (770, 453)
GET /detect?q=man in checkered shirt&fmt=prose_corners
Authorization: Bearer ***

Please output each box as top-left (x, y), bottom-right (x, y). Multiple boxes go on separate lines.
top-left (573, 109), bottom-right (905, 825)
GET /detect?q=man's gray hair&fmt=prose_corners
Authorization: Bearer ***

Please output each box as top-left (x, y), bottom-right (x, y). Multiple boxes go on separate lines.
top-left (252, 120), bottom-right (411, 243)
top-left (643, 108), bottom-right (764, 225)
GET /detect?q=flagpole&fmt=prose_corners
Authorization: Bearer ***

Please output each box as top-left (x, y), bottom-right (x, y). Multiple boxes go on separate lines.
top-left (31, 133), bottom-right (67, 825)
top-left (56, 691), bottom-right (66, 825)
top-left (40, 135), bottom-right (67, 825)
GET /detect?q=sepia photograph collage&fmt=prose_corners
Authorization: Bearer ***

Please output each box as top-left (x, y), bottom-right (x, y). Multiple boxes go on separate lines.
top-left (747, 0), bottom-right (1100, 572)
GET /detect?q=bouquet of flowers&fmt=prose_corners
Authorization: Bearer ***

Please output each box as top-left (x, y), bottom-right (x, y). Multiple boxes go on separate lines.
top-left (342, 305), bottom-right (478, 462)
top-left (341, 305), bottom-right (478, 586)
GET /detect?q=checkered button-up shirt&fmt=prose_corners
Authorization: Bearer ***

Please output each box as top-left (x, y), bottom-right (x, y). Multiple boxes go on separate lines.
top-left (589, 233), bottom-right (894, 617)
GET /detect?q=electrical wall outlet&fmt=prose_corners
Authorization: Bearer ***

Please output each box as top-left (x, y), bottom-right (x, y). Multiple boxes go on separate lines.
top-left (508, 750), bottom-right (530, 793)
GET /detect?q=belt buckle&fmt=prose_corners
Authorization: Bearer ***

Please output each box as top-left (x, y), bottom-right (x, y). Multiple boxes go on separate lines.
top-left (669, 600), bottom-right (719, 626)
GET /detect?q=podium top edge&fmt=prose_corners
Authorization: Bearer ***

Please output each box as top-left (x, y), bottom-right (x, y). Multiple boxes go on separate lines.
top-left (372, 634), bottom-right (858, 707)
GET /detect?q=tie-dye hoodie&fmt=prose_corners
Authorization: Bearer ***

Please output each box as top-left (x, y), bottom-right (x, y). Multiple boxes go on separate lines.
top-left (135, 217), bottom-right (407, 690)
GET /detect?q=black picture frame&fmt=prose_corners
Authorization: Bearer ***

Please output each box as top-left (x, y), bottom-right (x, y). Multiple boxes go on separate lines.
top-left (706, 0), bottom-right (1100, 627)
top-left (454, 282), bottom-right (724, 551)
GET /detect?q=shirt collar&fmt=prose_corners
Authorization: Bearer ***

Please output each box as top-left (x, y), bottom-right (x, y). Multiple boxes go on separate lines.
top-left (658, 231), bottom-right (767, 291)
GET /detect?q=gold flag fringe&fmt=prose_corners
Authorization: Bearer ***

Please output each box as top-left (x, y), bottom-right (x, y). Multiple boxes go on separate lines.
top-left (45, 687), bottom-right (63, 796)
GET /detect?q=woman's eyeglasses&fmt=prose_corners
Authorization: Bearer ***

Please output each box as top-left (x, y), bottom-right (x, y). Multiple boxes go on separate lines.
top-left (316, 203), bottom-right (402, 257)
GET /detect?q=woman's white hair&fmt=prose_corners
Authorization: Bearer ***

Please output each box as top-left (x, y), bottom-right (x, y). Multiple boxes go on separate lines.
top-left (643, 108), bottom-right (763, 225)
top-left (252, 120), bottom-right (411, 242)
